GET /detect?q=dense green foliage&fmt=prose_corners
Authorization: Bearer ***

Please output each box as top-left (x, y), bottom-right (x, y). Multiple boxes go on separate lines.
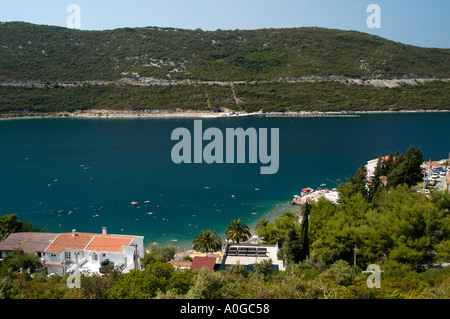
top-left (0, 80), bottom-right (448, 116)
top-left (1, 22), bottom-right (449, 82)
top-left (1, 245), bottom-right (449, 299)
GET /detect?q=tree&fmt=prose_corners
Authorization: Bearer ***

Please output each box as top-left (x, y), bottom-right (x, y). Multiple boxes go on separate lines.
top-left (80, 268), bottom-right (121, 299)
top-left (225, 219), bottom-right (251, 244)
top-left (193, 229), bottom-right (222, 253)
top-left (141, 243), bottom-right (177, 266)
top-left (299, 202), bottom-right (311, 261)
top-left (186, 267), bottom-right (228, 299)
top-left (1, 249), bottom-right (42, 273)
top-left (253, 259), bottom-right (273, 281)
top-left (107, 262), bottom-right (177, 299)
top-left (283, 228), bottom-right (302, 265)
top-left (348, 163), bottom-right (369, 200)
top-left (388, 145), bottom-right (424, 188)
top-left (367, 155), bottom-right (384, 201)
top-left (254, 218), bottom-right (269, 234)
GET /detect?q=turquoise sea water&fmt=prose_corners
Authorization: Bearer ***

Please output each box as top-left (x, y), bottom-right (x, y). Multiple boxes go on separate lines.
top-left (1, 113), bottom-right (449, 249)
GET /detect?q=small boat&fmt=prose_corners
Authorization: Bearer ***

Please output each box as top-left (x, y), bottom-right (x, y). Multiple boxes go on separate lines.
top-left (131, 201), bottom-right (138, 205)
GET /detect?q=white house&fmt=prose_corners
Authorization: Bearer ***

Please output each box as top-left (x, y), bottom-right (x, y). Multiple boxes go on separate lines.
top-left (0, 227), bottom-right (144, 275)
top-left (44, 227), bottom-right (144, 275)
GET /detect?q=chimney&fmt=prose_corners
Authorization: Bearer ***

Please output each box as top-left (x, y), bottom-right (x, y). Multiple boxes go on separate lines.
top-left (102, 227), bottom-right (107, 235)
top-left (72, 229), bottom-right (76, 237)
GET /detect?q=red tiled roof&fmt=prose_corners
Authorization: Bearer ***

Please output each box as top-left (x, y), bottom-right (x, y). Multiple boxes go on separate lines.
top-left (190, 256), bottom-right (216, 271)
top-left (85, 234), bottom-right (137, 253)
top-left (423, 161), bottom-right (441, 167)
top-left (45, 232), bottom-right (141, 253)
top-left (45, 232), bottom-right (96, 253)
top-left (0, 232), bottom-right (59, 253)
top-left (2, 231), bottom-right (142, 254)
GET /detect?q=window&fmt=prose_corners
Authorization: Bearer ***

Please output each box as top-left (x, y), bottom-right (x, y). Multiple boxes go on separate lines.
top-left (64, 251), bottom-right (71, 260)
top-left (93, 254), bottom-right (98, 261)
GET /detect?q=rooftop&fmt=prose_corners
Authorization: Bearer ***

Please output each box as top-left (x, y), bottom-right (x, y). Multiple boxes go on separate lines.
top-left (190, 256), bottom-right (217, 271)
top-left (44, 229), bottom-right (142, 253)
top-left (85, 234), bottom-right (139, 253)
top-left (45, 232), bottom-right (96, 253)
top-left (222, 244), bottom-right (285, 270)
top-left (423, 161), bottom-right (441, 167)
top-left (0, 232), bottom-right (59, 253)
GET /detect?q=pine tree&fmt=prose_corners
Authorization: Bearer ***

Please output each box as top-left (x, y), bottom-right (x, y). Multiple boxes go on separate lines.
top-left (388, 145), bottom-right (424, 188)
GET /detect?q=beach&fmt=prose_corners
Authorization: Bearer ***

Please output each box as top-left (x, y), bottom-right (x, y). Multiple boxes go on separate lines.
top-left (1, 108), bottom-right (449, 120)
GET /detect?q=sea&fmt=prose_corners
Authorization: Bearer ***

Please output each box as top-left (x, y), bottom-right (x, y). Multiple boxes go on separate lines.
top-left (1, 112), bottom-right (449, 250)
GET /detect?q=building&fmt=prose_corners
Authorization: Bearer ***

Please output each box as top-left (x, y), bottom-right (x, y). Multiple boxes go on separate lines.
top-left (170, 256), bottom-right (217, 271)
top-left (170, 245), bottom-right (286, 272)
top-left (0, 227), bottom-right (144, 275)
top-left (190, 256), bottom-right (217, 271)
top-left (219, 243), bottom-right (285, 271)
top-left (0, 232), bottom-right (59, 259)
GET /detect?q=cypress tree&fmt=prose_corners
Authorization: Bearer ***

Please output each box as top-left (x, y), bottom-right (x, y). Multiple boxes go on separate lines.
top-left (299, 202), bottom-right (311, 261)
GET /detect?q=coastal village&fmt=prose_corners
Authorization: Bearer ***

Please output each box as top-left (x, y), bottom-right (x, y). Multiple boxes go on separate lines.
top-left (1, 155), bottom-right (448, 277)
top-left (292, 155), bottom-right (449, 205)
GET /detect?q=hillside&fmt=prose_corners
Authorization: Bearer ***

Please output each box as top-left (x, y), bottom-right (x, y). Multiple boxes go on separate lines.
top-left (1, 22), bottom-right (449, 82)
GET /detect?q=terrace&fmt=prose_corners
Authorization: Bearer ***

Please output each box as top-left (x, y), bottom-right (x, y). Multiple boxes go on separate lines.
top-left (221, 244), bottom-right (285, 271)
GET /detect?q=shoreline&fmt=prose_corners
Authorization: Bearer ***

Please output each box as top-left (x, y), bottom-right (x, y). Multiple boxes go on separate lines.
top-left (1, 108), bottom-right (449, 120)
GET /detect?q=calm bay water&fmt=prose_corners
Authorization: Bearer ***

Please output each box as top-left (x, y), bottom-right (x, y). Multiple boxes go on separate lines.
top-left (1, 113), bottom-right (449, 249)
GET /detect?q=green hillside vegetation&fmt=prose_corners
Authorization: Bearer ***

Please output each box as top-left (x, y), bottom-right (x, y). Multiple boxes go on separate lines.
top-left (0, 22), bottom-right (449, 115)
top-left (0, 80), bottom-right (448, 116)
top-left (0, 22), bottom-right (449, 82)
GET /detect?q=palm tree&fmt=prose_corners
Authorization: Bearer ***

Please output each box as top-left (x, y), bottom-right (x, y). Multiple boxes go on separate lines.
top-left (193, 229), bottom-right (222, 253)
top-left (225, 219), bottom-right (251, 244)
